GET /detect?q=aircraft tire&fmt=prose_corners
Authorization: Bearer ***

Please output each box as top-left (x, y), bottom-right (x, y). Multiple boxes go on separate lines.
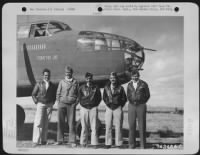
top-left (17, 104), bottom-right (25, 133)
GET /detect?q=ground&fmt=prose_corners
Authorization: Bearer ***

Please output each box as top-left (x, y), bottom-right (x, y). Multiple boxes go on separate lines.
top-left (16, 102), bottom-right (183, 150)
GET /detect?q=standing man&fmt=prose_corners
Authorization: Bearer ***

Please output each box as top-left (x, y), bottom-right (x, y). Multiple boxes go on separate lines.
top-left (78, 72), bottom-right (102, 148)
top-left (127, 70), bottom-right (150, 149)
top-left (55, 66), bottom-right (79, 147)
top-left (103, 72), bottom-right (127, 149)
top-left (32, 68), bottom-right (56, 146)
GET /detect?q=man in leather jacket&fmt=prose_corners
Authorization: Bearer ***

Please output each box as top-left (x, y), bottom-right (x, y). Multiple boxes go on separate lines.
top-left (127, 70), bottom-right (150, 149)
top-left (103, 72), bottom-right (127, 149)
top-left (78, 72), bottom-right (102, 148)
top-left (32, 68), bottom-right (56, 146)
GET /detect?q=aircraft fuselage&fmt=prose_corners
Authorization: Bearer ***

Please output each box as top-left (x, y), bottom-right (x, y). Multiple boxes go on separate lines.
top-left (17, 20), bottom-right (144, 97)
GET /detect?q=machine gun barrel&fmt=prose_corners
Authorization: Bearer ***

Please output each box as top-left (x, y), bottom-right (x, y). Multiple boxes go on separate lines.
top-left (143, 47), bottom-right (157, 51)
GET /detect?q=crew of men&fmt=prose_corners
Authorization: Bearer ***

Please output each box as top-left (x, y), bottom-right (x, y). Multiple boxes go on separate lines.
top-left (32, 66), bottom-right (150, 149)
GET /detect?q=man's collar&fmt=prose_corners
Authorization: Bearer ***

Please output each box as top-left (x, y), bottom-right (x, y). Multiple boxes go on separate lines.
top-left (85, 83), bottom-right (94, 88)
top-left (43, 79), bottom-right (49, 83)
top-left (132, 80), bottom-right (139, 84)
top-left (65, 77), bottom-right (73, 82)
top-left (110, 83), bottom-right (120, 90)
top-left (111, 83), bottom-right (116, 87)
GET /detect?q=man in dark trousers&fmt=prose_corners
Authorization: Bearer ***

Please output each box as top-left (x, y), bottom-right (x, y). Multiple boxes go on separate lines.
top-left (55, 66), bottom-right (79, 147)
top-left (127, 70), bottom-right (150, 149)
top-left (103, 72), bottom-right (127, 149)
top-left (32, 68), bottom-right (56, 146)
top-left (78, 72), bottom-right (102, 148)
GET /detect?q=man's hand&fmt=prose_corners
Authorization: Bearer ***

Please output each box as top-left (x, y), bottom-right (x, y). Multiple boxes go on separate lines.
top-left (53, 100), bottom-right (59, 109)
top-left (75, 99), bottom-right (79, 106)
top-left (32, 97), bottom-right (38, 104)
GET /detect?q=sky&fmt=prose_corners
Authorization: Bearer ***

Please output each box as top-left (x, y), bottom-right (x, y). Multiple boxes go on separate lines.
top-left (18, 15), bottom-right (184, 107)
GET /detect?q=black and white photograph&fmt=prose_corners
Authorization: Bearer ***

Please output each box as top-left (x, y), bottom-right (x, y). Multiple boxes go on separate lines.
top-left (2, 3), bottom-right (199, 154)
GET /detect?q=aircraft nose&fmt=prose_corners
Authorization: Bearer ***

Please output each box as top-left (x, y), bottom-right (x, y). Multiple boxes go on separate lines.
top-left (124, 47), bottom-right (145, 73)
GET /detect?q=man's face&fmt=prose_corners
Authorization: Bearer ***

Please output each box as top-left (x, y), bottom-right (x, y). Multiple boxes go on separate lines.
top-left (110, 75), bottom-right (117, 85)
top-left (43, 72), bottom-right (50, 81)
top-left (65, 71), bottom-right (72, 79)
top-left (131, 74), bottom-right (139, 82)
top-left (86, 76), bottom-right (93, 85)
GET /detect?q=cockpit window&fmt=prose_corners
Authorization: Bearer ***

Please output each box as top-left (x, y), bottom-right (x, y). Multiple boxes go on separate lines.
top-left (48, 22), bottom-right (71, 34)
top-left (111, 40), bottom-right (120, 50)
top-left (77, 31), bottom-right (108, 52)
top-left (77, 31), bottom-right (142, 53)
top-left (95, 38), bottom-right (107, 51)
top-left (29, 23), bottom-right (48, 38)
top-left (104, 34), bottom-right (121, 51)
top-left (77, 37), bottom-right (94, 52)
top-left (28, 21), bottom-right (71, 38)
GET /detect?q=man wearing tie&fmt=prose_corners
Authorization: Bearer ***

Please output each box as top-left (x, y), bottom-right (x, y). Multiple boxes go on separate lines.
top-left (32, 68), bottom-right (56, 146)
top-left (127, 70), bottom-right (150, 149)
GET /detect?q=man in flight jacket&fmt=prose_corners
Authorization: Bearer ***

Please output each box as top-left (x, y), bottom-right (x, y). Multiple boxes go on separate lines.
top-left (103, 72), bottom-right (127, 149)
top-left (78, 72), bottom-right (102, 148)
top-left (32, 68), bottom-right (56, 146)
top-left (127, 70), bottom-right (150, 149)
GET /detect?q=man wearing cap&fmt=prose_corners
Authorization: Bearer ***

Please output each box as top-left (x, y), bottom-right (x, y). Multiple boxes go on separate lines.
top-left (103, 72), bottom-right (127, 149)
top-left (55, 66), bottom-right (79, 147)
top-left (78, 72), bottom-right (102, 148)
top-left (32, 68), bottom-right (56, 146)
top-left (127, 70), bottom-right (150, 149)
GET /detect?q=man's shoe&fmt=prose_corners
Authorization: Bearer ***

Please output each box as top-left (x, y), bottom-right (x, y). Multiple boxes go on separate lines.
top-left (104, 145), bottom-right (111, 149)
top-left (32, 143), bottom-right (39, 147)
top-left (53, 142), bottom-right (63, 145)
top-left (71, 143), bottom-right (77, 148)
top-left (41, 141), bottom-right (47, 145)
top-left (116, 145), bottom-right (123, 149)
top-left (80, 144), bottom-right (87, 148)
top-left (91, 145), bottom-right (98, 149)
top-left (129, 145), bottom-right (136, 149)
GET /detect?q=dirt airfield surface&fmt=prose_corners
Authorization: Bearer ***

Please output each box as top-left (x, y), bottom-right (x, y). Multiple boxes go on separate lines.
top-left (16, 96), bottom-right (183, 150)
